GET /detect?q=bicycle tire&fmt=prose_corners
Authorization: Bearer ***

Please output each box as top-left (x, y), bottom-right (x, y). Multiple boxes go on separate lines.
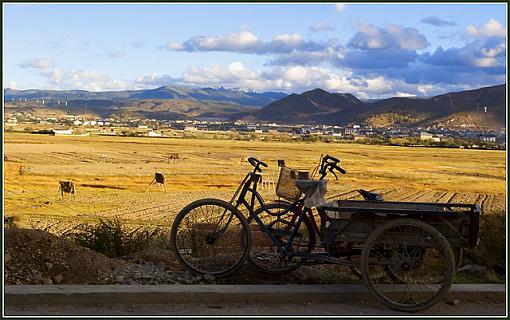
top-left (248, 202), bottom-right (316, 273)
top-left (171, 198), bottom-right (251, 277)
top-left (360, 218), bottom-right (455, 312)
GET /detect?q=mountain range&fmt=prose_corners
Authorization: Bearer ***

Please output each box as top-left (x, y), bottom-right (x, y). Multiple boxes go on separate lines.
top-left (242, 84), bottom-right (506, 129)
top-left (4, 84), bottom-right (506, 129)
top-left (4, 85), bottom-right (287, 108)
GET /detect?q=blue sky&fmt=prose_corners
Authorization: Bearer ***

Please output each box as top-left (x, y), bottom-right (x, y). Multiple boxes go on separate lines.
top-left (3, 3), bottom-right (507, 98)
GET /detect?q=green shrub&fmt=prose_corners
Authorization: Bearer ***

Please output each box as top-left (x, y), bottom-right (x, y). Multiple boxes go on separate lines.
top-left (72, 218), bottom-right (170, 258)
top-left (73, 218), bottom-right (125, 257)
top-left (465, 212), bottom-right (505, 274)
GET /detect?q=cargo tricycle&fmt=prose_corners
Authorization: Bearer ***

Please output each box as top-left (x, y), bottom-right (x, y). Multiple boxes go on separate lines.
top-left (171, 155), bottom-right (481, 312)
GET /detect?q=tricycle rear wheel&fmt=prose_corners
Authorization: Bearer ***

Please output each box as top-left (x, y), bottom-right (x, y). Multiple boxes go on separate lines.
top-left (360, 218), bottom-right (455, 312)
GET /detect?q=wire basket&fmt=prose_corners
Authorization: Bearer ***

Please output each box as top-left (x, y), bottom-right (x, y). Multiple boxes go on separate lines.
top-left (276, 166), bottom-right (309, 201)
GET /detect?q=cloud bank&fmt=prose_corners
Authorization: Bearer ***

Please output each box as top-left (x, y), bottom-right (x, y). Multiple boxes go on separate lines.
top-left (12, 19), bottom-right (506, 98)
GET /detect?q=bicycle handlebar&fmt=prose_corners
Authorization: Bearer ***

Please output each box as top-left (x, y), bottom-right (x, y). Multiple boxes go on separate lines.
top-left (248, 157), bottom-right (267, 172)
top-left (323, 155), bottom-right (340, 163)
top-left (319, 154), bottom-right (347, 179)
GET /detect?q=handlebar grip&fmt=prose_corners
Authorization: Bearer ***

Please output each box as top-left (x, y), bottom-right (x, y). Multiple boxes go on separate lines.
top-left (335, 165), bottom-right (347, 174)
top-left (247, 157), bottom-right (267, 171)
top-left (337, 166), bottom-right (347, 174)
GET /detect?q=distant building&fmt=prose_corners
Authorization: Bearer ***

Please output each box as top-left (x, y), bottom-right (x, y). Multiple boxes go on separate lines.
top-left (420, 132), bottom-right (441, 142)
top-left (420, 132), bottom-right (434, 140)
top-left (345, 127), bottom-right (358, 135)
top-left (148, 131), bottom-right (162, 137)
top-left (480, 136), bottom-right (496, 142)
top-left (353, 135), bottom-right (365, 141)
top-left (53, 129), bottom-right (73, 135)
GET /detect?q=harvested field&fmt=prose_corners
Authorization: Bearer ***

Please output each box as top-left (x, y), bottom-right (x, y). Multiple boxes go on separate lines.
top-left (3, 132), bottom-right (506, 232)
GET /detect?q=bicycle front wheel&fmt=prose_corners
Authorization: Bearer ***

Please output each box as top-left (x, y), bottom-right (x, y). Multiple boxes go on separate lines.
top-left (171, 198), bottom-right (251, 277)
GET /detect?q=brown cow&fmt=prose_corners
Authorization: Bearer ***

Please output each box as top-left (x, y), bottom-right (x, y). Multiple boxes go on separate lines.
top-left (59, 181), bottom-right (76, 200)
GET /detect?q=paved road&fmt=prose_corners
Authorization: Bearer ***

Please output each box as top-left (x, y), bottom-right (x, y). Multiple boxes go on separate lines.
top-left (5, 300), bottom-right (506, 316)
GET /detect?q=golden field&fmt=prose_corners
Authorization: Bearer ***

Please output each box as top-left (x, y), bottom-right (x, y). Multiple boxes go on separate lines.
top-left (3, 132), bottom-right (506, 232)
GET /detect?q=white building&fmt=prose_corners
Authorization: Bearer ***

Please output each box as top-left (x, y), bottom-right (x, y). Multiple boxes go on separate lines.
top-left (420, 132), bottom-right (441, 142)
top-left (53, 129), bottom-right (73, 135)
top-left (148, 131), bottom-right (162, 137)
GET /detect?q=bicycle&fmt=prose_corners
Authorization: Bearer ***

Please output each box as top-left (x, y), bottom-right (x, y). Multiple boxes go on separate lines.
top-left (171, 155), bottom-right (358, 276)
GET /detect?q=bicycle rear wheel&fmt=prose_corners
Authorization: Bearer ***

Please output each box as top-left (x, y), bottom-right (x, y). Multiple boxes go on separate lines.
top-left (248, 202), bottom-right (316, 273)
top-left (171, 198), bottom-right (251, 277)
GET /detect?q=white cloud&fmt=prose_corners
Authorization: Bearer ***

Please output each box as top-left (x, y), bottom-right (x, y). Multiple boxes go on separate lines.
top-left (135, 74), bottom-right (178, 87)
top-left (310, 21), bottom-right (334, 32)
top-left (395, 92), bottom-right (417, 97)
top-left (274, 33), bottom-right (303, 45)
top-left (167, 30), bottom-right (326, 54)
top-left (19, 58), bottom-right (53, 69)
top-left (34, 67), bottom-right (129, 91)
top-left (467, 19), bottom-right (506, 38)
top-left (177, 31), bottom-right (260, 53)
top-left (349, 23), bottom-right (429, 50)
top-left (480, 42), bottom-right (506, 58)
top-left (426, 38), bottom-right (506, 69)
top-left (335, 4), bottom-right (347, 12)
top-left (166, 43), bottom-right (184, 50)
top-left (283, 66), bottom-right (310, 81)
top-left (18, 59), bottom-right (131, 91)
top-left (364, 77), bottom-right (391, 91)
top-left (5, 81), bottom-right (18, 89)
top-left (149, 62), bottom-right (426, 98)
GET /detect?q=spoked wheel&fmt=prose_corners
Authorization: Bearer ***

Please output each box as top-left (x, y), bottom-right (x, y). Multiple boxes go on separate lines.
top-left (170, 198), bottom-right (251, 277)
top-left (360, 218), bottom-right (455, 312)
top-left (248, 203), bottom-right (316, 273)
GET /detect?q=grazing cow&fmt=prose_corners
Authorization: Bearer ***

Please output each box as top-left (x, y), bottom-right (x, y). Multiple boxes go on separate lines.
top-left (59, 181), bottom-right (76, 200)
top-left (148, 172), bottom-right (166, 192)
top-left (155, 172), bottom-right (165, 184)
top-left (165, 153), bottom-right (180, 163)
top-left (4, 216), bottom-right (15, 228)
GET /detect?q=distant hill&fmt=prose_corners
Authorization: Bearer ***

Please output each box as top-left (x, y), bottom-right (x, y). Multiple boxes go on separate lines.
top-left (4, 85), bottom-right (287, 108)
top-left (4, 97), bottom-right (252, 121)
top-left (348, 84), bottom-right (506, 129)
top-left (239, 88), bottom-right (364, 122)
top-left (237, 84), bottom-right (506, 129)
top-left (4, 84), bottom-right (506, 129)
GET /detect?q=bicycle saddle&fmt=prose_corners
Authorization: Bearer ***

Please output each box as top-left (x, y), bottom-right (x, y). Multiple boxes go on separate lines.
top-left (357, 189), bottom-right (384, 201)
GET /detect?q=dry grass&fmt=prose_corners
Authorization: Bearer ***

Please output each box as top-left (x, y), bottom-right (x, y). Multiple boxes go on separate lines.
top-left (4, 132), bottom-right (506, 232)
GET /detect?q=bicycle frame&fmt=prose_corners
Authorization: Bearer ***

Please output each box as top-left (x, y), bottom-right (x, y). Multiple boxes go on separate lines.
top-left (226, 170), bottom-right (312, 254)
